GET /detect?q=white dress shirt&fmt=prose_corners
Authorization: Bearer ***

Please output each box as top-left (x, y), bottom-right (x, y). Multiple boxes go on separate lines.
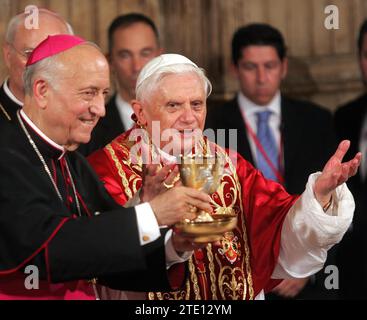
top-left (237, 91), bottom-right (281, 164)
top-left (115, 94), bottom-right (135, 130)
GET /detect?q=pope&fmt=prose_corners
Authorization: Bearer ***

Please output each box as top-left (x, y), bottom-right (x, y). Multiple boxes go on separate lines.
top-left (88, 54), bottom-right (361, 300)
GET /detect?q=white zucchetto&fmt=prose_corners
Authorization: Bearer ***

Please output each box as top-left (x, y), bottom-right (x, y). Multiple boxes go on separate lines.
top-left (136, 53), bottom-right (199, 91)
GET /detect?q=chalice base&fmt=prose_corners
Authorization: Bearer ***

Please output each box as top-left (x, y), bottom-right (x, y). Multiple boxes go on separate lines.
top-left (188, 234), bottom-right (223, 243)
top-left (174, 214), bottom-right (237, 243)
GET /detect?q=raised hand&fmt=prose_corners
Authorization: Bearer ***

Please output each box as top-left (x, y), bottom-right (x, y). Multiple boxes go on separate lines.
top-left (140, 163), bottom-right (181, 202)
top-left (314, 140), bottom-right (362, 206)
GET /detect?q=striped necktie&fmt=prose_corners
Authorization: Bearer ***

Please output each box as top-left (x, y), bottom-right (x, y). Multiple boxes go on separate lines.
top-left (256, 110), bottom-right (279, 181)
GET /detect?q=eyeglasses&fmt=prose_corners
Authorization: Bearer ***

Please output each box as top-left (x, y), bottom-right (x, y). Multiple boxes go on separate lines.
top-left (8, 42), bottom-right (33, 60)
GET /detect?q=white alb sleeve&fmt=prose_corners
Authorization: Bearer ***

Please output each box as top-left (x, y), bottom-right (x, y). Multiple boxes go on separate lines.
top-left (272, 172), bottom-right (354, 279)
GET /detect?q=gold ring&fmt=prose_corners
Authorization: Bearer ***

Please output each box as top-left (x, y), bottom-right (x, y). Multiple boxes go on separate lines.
top-left (163, 182), bottom-right (175, 189)
top-left (172, 174), bottom-right (180, 183)
top-left (188, 205), bottom-right (197, 213)
top-left (163, 174), bottom-right (180, 189)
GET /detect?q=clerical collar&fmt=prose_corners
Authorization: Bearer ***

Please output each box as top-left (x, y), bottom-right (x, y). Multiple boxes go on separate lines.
top-left (19, 110), bottom-right (66, 160)
top-left (4, 78), bottom-right (24, 107)
top-left (238, 91), bottom-right (281, 118)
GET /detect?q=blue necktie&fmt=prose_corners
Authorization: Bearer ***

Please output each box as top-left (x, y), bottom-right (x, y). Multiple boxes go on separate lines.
top-left (255, 111), bottom-right (279, 181)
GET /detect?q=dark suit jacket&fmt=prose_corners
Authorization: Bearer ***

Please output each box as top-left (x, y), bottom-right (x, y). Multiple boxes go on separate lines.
top-left (334, 93), bottom-right (367, 299)
top-left (0, 82), bottom-right (22, 122)
top-left (205, 94), bottom-right (337, 299)
top-left (79, 94), bottom-right (126, 156)
top-left (206, 95), bottom-right (336, 194)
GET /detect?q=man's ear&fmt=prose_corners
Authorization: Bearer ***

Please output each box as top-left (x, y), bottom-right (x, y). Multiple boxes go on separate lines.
top-left (2, 43), bottom-right (11, 69)
top-left (131, 99), bottom-right (147, 126)
top-left (32, 79), bottom-right (49, 109)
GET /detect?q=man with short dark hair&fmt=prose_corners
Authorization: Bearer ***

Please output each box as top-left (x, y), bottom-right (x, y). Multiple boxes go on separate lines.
top-left (206, 23), bottom-right (337, 299)
top-left (82, 13), bottom-right (163, 155)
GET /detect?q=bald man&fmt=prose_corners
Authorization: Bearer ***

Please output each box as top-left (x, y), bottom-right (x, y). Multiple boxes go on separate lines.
top-left (0, 8), bottom-right (73, 122)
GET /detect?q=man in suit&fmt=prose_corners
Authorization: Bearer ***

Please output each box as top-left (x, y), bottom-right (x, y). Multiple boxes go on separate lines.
top-left (334, 19), bottom-right (367, 299)
top-left (206, 23), bottom-right (337, 299)
top-left (0, 9), bottom-right (73, 122)
top-left (82, 13), bottom-right (163, 155)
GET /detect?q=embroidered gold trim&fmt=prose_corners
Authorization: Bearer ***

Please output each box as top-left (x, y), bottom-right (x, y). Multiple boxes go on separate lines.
top-left (211, 173), bottom-right (238, 216)
top-left (185, 278), bottom-right (190, 299)
top-left (130, 174), bottom-right (140, 194)
top-left (242, 251), bottom-right (248, 299)
top-left (0, 103), bottom-right (11, 121)
top-left (206, 243), bottom-right (218, 300)
top-left (105, 144), bottom-right (133, 200)
top-left (112, 137), bottom-right (255, 300)
top-left (149, 280), bottom-right (190, 300)
top-left (188, 256), bottom-right (201, 300)
top-left (215, 254), bottom-right (245, 300)
top-left (172, 290), bottom-right (186, 300)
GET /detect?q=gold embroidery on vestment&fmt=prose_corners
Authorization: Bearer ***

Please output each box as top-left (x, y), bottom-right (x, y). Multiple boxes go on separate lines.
top-left (106, 144), bottom-right (133, 199)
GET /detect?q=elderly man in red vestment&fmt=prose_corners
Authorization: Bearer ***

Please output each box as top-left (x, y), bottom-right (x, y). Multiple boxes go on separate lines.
top-left (88, 54), bottom-right (361, 300)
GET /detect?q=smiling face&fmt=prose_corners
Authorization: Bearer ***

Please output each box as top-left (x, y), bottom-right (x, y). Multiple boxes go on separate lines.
top-left (233, 45), bottom-right (287, 106)
top-left (32, 45), bottom-right (110, 150)
top-left (132, 72), bottom-right (207, 155)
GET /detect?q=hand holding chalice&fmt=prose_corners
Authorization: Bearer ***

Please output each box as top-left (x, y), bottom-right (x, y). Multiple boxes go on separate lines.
top-left (174, 154), bottom-right (237, 243)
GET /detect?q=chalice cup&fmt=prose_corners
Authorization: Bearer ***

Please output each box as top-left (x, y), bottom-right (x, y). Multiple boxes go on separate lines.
top-left (174, 154), bottom-right (237, 243)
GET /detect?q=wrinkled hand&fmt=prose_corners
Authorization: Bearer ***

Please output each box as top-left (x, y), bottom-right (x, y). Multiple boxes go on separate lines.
top-left (314, 140), bottom-right (362, 206)
top-left (271, 278), bottom-right (309, 298)
top-left (149, 186), bottom-right (213, 226)
top-left (140, 164), bottom-right (181, 202)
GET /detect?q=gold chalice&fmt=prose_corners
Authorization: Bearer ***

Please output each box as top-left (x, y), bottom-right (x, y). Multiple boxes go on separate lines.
top-left (174, 154), bottom-right (237, 243)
